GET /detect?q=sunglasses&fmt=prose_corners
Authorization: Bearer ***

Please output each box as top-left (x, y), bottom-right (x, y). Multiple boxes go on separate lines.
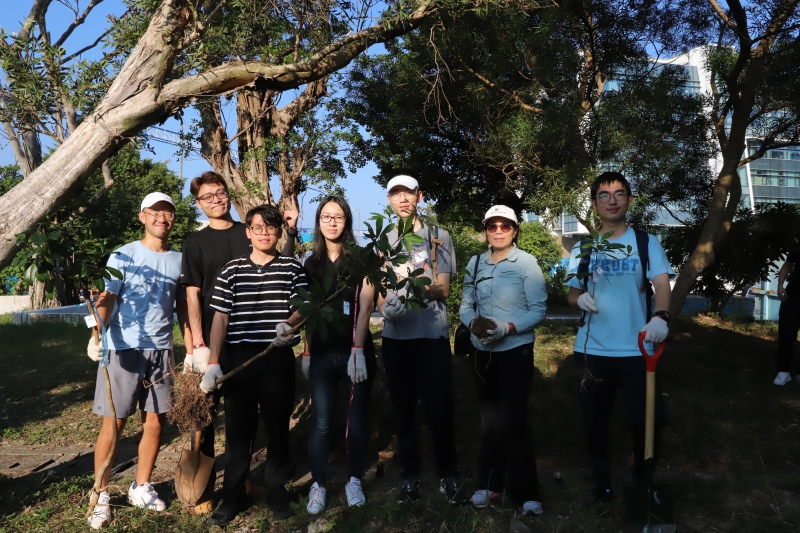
top-left (485, 222), bottom-right (515, 233)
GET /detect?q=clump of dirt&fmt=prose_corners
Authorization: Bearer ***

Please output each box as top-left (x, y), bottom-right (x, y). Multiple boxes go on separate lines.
top-left (471, 316), bottom-right (496, 338)
top-left (169, 371), bottom-right (214, 433)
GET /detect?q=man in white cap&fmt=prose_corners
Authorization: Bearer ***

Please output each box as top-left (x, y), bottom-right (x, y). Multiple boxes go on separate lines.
top-left (377, 169), bottom-right (461, 504)
top-left (86, 192), bottom-right (189, 529)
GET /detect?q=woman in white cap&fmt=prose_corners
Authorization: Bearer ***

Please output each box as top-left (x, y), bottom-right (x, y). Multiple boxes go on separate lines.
top-left (459, 205), bottom-right (548, 516)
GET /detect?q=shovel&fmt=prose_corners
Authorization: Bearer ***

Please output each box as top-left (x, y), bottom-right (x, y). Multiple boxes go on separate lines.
top-left (174, 430), bottom-right (214, 510)
top-left (622, 332), bottom-right (676, 533)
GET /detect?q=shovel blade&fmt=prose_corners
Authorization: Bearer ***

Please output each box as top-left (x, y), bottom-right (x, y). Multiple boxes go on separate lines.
top-left (623, 482), bottom-right (675, 529)
top-left (174, 447), bottom-right (215, 506)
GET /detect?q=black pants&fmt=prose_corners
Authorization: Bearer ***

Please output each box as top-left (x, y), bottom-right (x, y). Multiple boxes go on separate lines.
top-left (472, 344), bottom-right (541, 504)
top-left (382, 337), bottom-right (459, 480)
top-left (308, 349), bottom-right (376, 485)
top-left (776, 298), bottom-right (800, 373)
top-left (222, 343), bottom-right (295, 503)
top-left (574, 352), bottom-right (665, 489)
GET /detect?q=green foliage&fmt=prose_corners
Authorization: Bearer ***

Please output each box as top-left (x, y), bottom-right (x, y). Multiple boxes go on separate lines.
top-left (447, 226), bottom-right (489, 328)
top-left (9, 146), bottom-right (197, 304)
top-left (516, 222), bottom-right (562, 274)
top-left (0, 164), bottom-right (23, 196)
top-left (340, 1), bottom-right (712, 229)
top-left (663, 202), bottom-right (800, 312)
top-left (290, 206), bottom-right (436, 339)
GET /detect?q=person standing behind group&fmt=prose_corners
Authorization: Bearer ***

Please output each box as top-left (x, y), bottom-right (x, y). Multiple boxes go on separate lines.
top-left (377, 170), bottom-right (461, 503)
top-left (301, 196), bottom-right (377, 515)
top-left (565, 172), bottom-right (673, 504)
top-left (86, 193), bottom-right (188, 530)
top-left (180, 171), bottom-right (300, 459)
top-left (774, 247), bottom-right (800, 385)
top-left (459, 205), bottom-right (548, 516)
top-left (199, 204), bottom-right (306, 527)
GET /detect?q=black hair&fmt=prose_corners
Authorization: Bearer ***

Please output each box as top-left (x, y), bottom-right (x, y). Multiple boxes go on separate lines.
top-left (590, 171), bottom-right (632, 199)
top-left (305, 196), bottom-right (357, 279)
top-left (245, 204), bottom-right (283, 228)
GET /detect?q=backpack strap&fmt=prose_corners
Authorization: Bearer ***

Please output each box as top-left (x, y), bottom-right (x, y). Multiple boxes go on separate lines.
top-left (633, 227), bottom-right (653, 321)
top-left (576, 236), bottom-right (592, 324)
top-left (427, 224), bottom-right (444, 281)
top-left (471, 254), bottom-right (480, 312)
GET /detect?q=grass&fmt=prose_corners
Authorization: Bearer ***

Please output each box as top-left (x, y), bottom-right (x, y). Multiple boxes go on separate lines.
top-left (0, 313), bottom-right (798, 532)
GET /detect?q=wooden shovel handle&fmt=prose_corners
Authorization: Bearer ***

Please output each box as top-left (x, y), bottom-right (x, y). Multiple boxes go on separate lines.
top-left (85, 301), bottom-right (99, 344)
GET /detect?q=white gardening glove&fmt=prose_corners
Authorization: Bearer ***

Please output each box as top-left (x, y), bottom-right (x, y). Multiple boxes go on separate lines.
top-left (483, 317), bottom-right (510, 342)
top-left (641, 317), bottom-right (669, 344)
top-left (301, 354), bottom-right (310, 380)
top-left (182, 353), bottom-right (194, 374)
top-left (348, 347), bottom-right (368, 384)
top-left (191, 346), bottom-right (210, 374)
top-left (382, 292), bottom-right (406, 320)
top-left (200, 364), bottom-right (224, 393)
top-left (470, 332), bottom-right (490, 351)
top-left (273, 322), bottom-right (294, 347)
top-left (577, 292), bottom-right (599, 313)
top-left (87, 337), bottom-right (103, 362)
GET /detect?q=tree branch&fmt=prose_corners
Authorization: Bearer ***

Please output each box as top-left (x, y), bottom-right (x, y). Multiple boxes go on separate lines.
top-left (55, 0), bottom-right (105, 48)
top-left (458, 59), bottom-right (543, 114)
top-left (706, 0), bottom-right (741, 35)
top-left (61, 27), bottom-right (113, 63)
top-left (19, 0), bottom-right (53, 41)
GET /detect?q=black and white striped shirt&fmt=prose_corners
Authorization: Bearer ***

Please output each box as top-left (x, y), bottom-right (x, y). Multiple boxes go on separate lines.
top-left (209, 254), bottom-right (307, 345)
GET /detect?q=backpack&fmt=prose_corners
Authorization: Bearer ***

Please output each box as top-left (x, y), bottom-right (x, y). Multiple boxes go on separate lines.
top-left (576, 228), bottom-right (653, 323)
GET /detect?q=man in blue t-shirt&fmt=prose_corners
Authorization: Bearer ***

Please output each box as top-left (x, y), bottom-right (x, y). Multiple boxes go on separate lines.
top-left (565, 172), bottom-right (674, 505)
top-left (85, 192), bottom-right (189, 530)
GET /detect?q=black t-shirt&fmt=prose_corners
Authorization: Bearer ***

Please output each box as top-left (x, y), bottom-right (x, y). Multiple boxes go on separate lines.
top-left (304, 255), bottom-right (374, 355)
top-left (786, 249), bottom-right (799, 302)
top-left (180, 222), bottom-right (252, 333)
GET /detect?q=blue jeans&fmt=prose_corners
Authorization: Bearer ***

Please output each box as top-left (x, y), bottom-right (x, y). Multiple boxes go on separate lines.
top-left (308, 350), bottom-right (376, 485)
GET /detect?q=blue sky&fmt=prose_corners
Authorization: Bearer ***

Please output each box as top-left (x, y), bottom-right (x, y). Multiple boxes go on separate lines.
top-left (0, 1), bottom-right (393, 229)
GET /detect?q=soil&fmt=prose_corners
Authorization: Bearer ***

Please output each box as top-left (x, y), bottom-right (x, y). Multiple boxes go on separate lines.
top-left (471, 315), bottom-right (496, 338)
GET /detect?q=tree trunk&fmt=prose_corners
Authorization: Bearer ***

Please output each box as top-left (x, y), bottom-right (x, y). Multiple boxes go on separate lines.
top-left (0, 0), bottom-right (434, 270)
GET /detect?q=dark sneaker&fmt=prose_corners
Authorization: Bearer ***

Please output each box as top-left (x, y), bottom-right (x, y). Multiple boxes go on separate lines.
top-left (397, 479), bottom-right (420, 503)
top-left (590, 487), bottom-right (615, 505)
top-left (439, 477), bottom-right (464, 504)
top-left (207, 499), bottom-right (245, 527)
top-left (265, 487), bottom-right (295, 520)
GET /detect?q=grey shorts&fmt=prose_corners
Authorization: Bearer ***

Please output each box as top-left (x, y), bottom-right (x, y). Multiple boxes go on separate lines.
top-left (93, 349), bottom-right (175, 418)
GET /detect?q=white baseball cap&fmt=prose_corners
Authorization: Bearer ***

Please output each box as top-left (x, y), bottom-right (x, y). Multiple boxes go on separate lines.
top-left (482, 205), bottom-right (518, 225)
top-left (141, 192), bottom-right (176, 211)
top-left (386, 174), bottom-right (419, 192)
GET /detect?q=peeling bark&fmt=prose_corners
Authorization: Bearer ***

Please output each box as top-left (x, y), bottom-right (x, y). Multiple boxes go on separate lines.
top-left (0, 0), bottom-right (436, 269)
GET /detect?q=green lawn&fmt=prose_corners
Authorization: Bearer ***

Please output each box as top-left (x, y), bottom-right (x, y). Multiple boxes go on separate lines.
top-left (0, 313), bottom-right (798, 532)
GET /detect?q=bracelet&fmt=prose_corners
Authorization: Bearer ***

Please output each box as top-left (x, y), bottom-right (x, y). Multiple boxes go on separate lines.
top-left (208, 361), bottom-right (220, 365)
top-left (286, 227), bottom-right (298, 237)
top-left (192, 343), bottom-right (206, 349)
top-left (352, 345), bottom-right (364, 348)
top-left (507, 322), bottom-right (517, 336)
top-left (301, 352), bottom-right (310, 357)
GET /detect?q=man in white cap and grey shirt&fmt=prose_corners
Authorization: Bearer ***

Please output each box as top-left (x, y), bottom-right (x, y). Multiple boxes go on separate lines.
top-left (376, 170), bottom-right (461, 504)
top-left (86, 192), bottom-right (190, 529)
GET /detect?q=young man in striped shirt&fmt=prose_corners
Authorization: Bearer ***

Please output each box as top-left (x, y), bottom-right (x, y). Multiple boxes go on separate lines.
top-left (199, 204), bottom-right (307, 527)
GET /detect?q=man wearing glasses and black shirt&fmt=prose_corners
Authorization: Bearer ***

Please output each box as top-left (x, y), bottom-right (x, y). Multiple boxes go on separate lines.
top-left (180, 171), bottom-right (300, 460)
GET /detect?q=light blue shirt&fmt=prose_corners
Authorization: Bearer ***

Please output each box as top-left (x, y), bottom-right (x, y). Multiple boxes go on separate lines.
top-left (104, 241), bottom-right (183, 351)
top-left (460, 246), bottom-right (547, 352)
top-left (565, 228), bottom-right (675, 357)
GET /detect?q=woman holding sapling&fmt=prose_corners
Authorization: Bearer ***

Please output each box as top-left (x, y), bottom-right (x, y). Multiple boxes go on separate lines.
top-left (301, 196), bottom-right (376, 515)
top-left (459, 205), bottom-right (548, 516)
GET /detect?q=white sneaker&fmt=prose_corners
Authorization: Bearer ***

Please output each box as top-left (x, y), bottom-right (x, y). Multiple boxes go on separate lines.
top-left (345, 477), bottom-right (366, 507)
top-left (774, 372), bottom-right (792, 386)
top-left (87, 491), bottom-right (110, 530)
top-left (307, 482), bottom-right (326, 514)
top-left (522, 500), bottom-right (544, 516)
top-left (127, 481), bottom-right (166, 511)
top-left (470, 489), bottom-right (501, 508)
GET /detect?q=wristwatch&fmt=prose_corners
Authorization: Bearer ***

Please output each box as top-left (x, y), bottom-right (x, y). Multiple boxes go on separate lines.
top-left (653, 310), bottom-right (670, 325)
top-left (286, 227), bottom-right (298, 239)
